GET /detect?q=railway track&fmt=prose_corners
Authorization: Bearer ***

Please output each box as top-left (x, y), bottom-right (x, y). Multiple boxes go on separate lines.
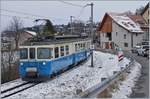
top-left (1, 82), bottom-right (40, 98)
top-left (1, 57), bottom-right (90, 98)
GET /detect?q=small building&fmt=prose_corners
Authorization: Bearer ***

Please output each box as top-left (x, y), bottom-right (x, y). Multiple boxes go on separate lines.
top-left (98, 12), bottom-right (144, 51)
top-left (141, 3), bottom-right (149, 24)
top-left (1, 30), bottom-right (36, 50)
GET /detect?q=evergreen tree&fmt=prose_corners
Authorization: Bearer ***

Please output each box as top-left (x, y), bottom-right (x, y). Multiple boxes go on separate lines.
top-left (35, 19), bottom-right (56, 37)
top-left (43, 19), bottom-right (55, 36)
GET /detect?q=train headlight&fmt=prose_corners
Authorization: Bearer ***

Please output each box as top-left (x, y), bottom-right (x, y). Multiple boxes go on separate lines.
top-left (20, 63), bottom-right (23, 66)
top-left (43, 62), bottom-right (46, 65)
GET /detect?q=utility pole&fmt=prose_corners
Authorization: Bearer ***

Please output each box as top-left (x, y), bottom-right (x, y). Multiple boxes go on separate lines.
top-left (81, 2), bottom-right (94, 67)
top-left (70, 16), bottom-right (73, 35)
top-left (70, 16), bottom-right (75, 35)
top-left (87, 3), bottom-right (94, 67)
top-left (91, 3), bottom-right (94, 67)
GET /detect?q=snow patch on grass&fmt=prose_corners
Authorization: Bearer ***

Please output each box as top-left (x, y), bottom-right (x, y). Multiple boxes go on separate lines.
top-left (112, 61), bottom-right (142, 98)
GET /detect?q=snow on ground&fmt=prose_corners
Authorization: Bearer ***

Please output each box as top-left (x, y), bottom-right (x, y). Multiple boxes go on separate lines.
top-left (112, 61), bottom-right (142, 98)
top-left (1, 79), bottom-right (26, 92)
top-left (4, 51), bottom-right (131, 99)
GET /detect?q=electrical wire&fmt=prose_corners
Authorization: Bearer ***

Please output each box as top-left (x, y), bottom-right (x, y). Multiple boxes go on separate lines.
top-left (0, 14), bottom-right (36, 20)
top-left (76, 4), bottom-right (89, 19)
top-left (0, 9), bottom-right (69, 21)
top-left (58, 1), bottom-right (83, 7)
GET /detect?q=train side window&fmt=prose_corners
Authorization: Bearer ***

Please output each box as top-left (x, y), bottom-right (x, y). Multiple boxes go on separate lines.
top-left (83, 43), bottom-right (85, 49)
top-left (55, 47), bottom-right (59, 58)
top-left (87, 42), bottom-right (90, 49)
top-left (29, 48), bottom-right (35, 59)
top-left (65, 45), bottom-right (69, 55)
top-left (81, 43), bottom-right (83, 49)
top-left (60, 46), bottom-right (64, 56)
top-left (78, 43), bottom-right (80, 50)
top-left (20, 48), bottom-right (28, 59)
top-left (37, 48), bottom-right (52, 59)
top-left (75, 44), bottom-right (77, 52)
top-left (86, 42), bottom-right (88, 49)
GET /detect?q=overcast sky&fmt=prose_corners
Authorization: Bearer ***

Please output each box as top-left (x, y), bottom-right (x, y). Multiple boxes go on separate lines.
top-left (0, 1), bottom-right (149, 32)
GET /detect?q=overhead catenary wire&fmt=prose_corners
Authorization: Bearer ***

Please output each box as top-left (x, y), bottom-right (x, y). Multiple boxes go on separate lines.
top-left (58, 1), bottom-right (83, 7)
top-left (1, 3), bottom-right (91, 27)
top-left (58, 1), bottom-right (89, 20)
top-left (76, 5), bottom-right (86, 19)
top-left (0, 14), bottom-right (36, 20)
top-left (0, 9), bottom-right (69, 21)
top-left (0, 14), bottom-right (69, 26)
top-left (0, 2), bottom-right (90, 23)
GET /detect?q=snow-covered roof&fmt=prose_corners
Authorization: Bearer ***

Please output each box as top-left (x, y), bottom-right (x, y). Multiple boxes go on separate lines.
top-left (108, 13), bottom-right (144, 33)
top-left (25, 30), bottom-right (37, 36)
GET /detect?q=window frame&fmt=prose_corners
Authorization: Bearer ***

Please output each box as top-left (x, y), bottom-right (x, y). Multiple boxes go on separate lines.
top-left (116, 32), bottom-right (118, 36)
top-left (37, 47), bottom-right (52, 59)
top-left (75, 44), bottom-right (78, 52)
top-left (124, 34), bottom-right (126, 39)
top-left (20, 48), bottom-right (28, 60)
top-left (60, 46), bottom-right (65, 56)
top-left (29, 48), bottom-right (35, 59)
top-left (78, 43), bottom-right (80, 51)
top-left (54, 47), bottom-right (59, 58)
top-left (65, 45), bottom-right (69, 55)
top-left (124, 43), bottom-right (128, 47)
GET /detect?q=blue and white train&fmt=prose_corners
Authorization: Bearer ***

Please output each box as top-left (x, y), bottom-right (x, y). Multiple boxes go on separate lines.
top-left (19, 35), bottom-right (91, 81)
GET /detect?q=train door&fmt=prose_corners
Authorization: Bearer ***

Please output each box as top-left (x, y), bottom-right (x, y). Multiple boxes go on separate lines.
top-left (54, 47), bottom-right (59, 58)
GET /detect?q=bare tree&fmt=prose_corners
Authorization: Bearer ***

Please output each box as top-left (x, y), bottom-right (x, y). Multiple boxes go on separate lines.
top-left (123, 10), bottom-right (134, 15)
top-left (7, 17), bottom-right (23, 50)
top-left (1, 17), bottom-right (23, 83)
top-left (135, 6), bottom-right (145, 15)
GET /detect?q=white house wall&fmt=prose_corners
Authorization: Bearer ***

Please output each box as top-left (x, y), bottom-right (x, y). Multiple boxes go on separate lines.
top-left (99, 32), bottom-right (109, 48)
top-left (132, 33), bottom-right (144, 46)
top-left (112, 20), bottom-right (144, 50)
top-left (112, 20), bottom-right (132, 50)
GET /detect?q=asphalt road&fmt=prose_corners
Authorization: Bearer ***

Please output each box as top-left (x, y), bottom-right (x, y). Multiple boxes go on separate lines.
top-left (124, 51), bottom-right (149, 98)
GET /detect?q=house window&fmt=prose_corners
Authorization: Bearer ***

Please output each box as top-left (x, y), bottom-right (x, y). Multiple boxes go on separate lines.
top-left (106, 32), bottom-right (112, 40)
top-left (136, 33), bottom-right (138, 36)
top-left (124, 43), bottom-right (128, 47)
top-left (124, 34), bottom-right (126, 39)
top-left (116, 32), bottom-right (118, 36)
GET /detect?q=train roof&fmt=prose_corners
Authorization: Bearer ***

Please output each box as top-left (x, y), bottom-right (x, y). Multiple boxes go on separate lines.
top-left (21, 35), bottom-right (91, 46)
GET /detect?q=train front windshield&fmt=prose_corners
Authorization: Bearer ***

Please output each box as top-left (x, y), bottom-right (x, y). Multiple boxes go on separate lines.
top-left (20, 48), bottom-right (36, 60)
top-left (37, 48), bottom-right (52, 59)
top-left (20, 48), bottom-right (28, 59)
top-left (20, 47), bottom-right (52, 60)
